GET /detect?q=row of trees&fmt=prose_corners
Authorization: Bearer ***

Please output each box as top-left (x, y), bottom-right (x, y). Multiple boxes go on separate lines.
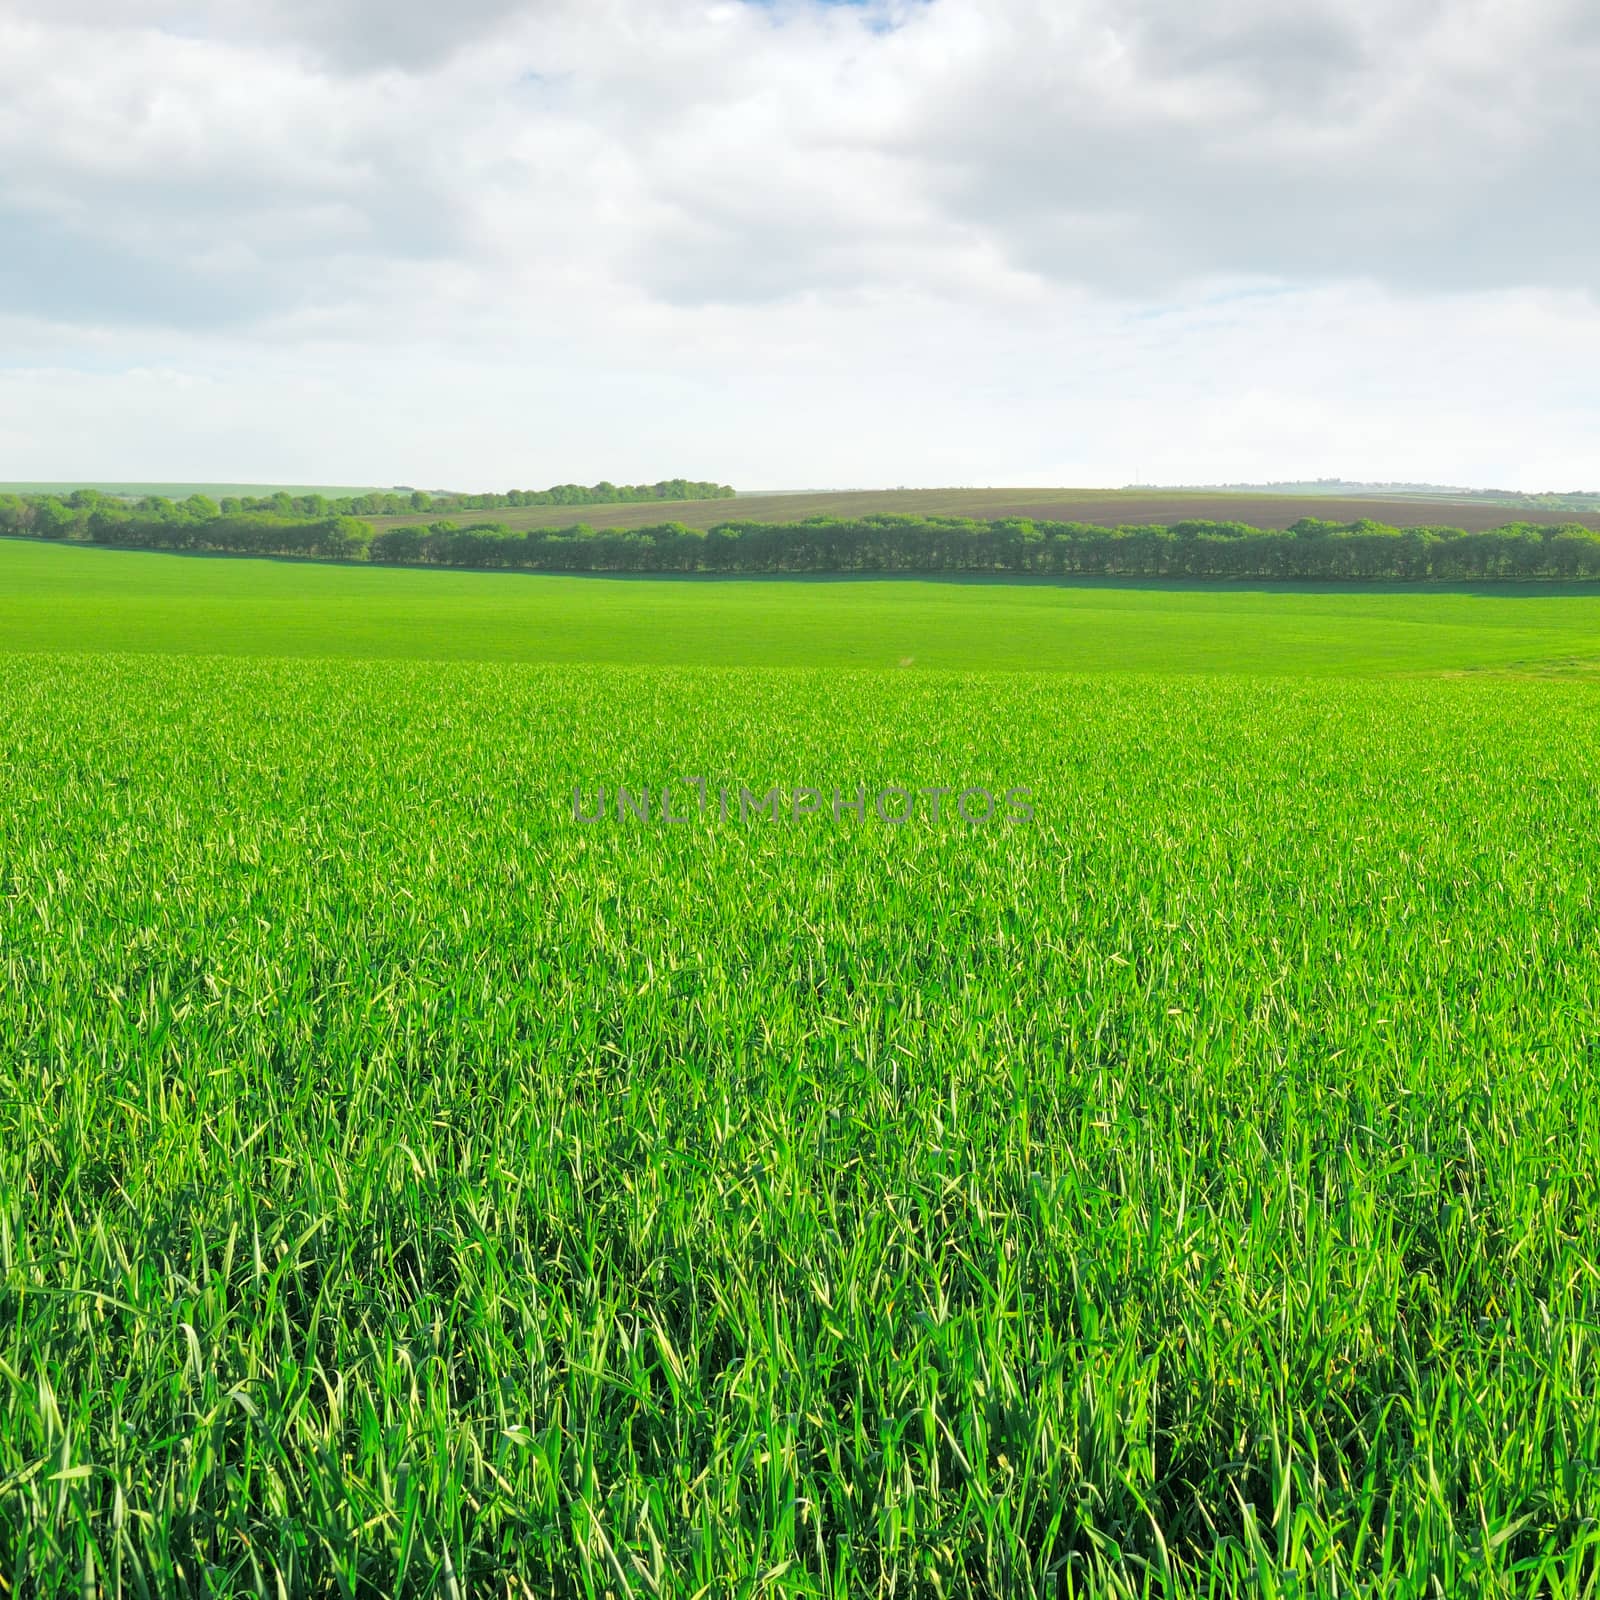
top-left (6, 497), bottom-right (1600, 579)
top-left (367, 514), bottom-right (1600, 580)
top-left (0, 490), bottom-right (224, 540)
top-left (234, 479), bottom-right (737, 517)
top-left (0, 480), bottom-right (734, 531)
top-left (85, 512), bottom-right (374, 560)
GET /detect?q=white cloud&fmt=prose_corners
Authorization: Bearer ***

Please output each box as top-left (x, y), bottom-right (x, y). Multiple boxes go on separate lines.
top-left (1, 0), bottom-right (1597, 488)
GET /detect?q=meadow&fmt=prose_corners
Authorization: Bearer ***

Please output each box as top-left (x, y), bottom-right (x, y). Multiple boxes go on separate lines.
top-left (4, 538), bottom-right (1600, 673)
top-left (2, 543), bottom-right (1599, 1596)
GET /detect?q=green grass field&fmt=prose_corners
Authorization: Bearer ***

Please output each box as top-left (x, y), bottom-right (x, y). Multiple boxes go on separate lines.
top-left (3, 538), bottom-right (1600, 674)
top-left (3, 541), bottom-right (1599, 1595)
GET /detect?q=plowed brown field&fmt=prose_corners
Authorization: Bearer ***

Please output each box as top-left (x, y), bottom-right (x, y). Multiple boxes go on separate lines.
top-left (368, 487), bottom-right (1600, 535)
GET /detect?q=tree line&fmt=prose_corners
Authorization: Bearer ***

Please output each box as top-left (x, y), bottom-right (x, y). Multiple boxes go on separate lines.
top-left (358, 513), bottom-right (1600, 581)
top-left (0, 478), bottom-right (734, 529)
top-left (5, 495), bottom-right (1600, 580)
top-left (327, 479), bottom-right (735, 516)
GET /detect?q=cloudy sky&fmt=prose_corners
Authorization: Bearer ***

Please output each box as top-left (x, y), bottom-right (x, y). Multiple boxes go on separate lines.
top-left (2, 0), bottom-right (1597, 490)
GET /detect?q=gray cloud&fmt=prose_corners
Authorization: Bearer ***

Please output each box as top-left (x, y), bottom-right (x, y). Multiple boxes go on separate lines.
top-left (1, 0), bottom-right (1597, 332)
top-left (0, 0), bottom-right (551, 69)
top-left (255, 0), bottom-right (550, 70)
top-left (885, 0), bottom-right (1600, 298)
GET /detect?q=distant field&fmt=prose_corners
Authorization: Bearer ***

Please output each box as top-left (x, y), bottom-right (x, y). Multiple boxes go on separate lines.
top-left (0, 482), bottom-right (386, 499)
top-left (4, 537), bottom-right (1600, 673)
top-left (371, 486), bottom-right (1600, 535)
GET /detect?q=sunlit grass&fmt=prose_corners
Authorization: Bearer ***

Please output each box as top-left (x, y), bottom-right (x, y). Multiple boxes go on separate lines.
top-left (2, 654), bottom-right (1598, 1595)
top-left (4, 537), bottom-right (1600, 675)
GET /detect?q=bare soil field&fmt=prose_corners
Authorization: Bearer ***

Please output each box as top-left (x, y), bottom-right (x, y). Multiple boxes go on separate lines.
top-left (368, 487), bottom-right (1600, 535)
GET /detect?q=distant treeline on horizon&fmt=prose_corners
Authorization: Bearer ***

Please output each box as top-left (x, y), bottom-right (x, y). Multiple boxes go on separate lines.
top-left (4, 493), bottom-right (1600, 579)
top-left (1151, 480), bottom-right (1600, 509)
top-left (0, 479), bottom-right (735, 524)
